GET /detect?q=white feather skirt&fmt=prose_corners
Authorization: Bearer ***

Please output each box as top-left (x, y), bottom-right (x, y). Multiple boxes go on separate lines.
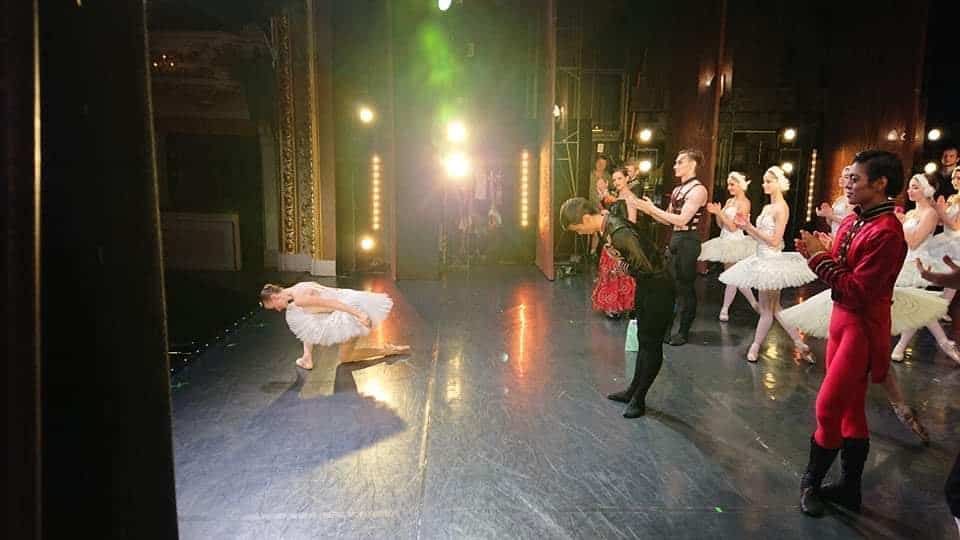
top-left (926, 232), bottom-right (960, 265)
top-left (778, 287), bottom-right (949, 339)
top-left (895, 263), bottom-right (931, 288)
top-left (718, 252), bottom-right (816, 291)
top-left (284, 289), bottom-right (394, 346)
top-left (698, 236), bottom-right (758, 263)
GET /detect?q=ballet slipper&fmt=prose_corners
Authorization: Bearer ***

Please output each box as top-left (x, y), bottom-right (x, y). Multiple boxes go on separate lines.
top-left (795, 341), bottom-right (816, 365)
top-left (890, 402), bottom-right (930, 445)
top-left (718, 308), bottom-right (730, 322)
top-left (747, 343), bottom-right (761, 363)
top-left (384, 343), bottom-right (411, 356)
top-left (295, 356), bottom-right (314, 370)
top-left (938, 340), bottom-right (960, 365)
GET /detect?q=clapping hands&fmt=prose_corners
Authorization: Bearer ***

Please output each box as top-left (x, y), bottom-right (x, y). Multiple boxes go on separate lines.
top-left (796, 230), bottom-right (832, 259)
top-left (917, 256), bottom-right (960, 289)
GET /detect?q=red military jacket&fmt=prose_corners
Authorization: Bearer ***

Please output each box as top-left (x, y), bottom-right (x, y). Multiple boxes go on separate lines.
top-left (807, 201), bottom-right (906, 382)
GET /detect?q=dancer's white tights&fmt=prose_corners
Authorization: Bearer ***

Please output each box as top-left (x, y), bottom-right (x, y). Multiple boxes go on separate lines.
top-left (894, 323), bottom-right (952, 355)
top-left (721, 265), bottom-right (759, 311)
top-left (752, 290), bottom-right (803, 345)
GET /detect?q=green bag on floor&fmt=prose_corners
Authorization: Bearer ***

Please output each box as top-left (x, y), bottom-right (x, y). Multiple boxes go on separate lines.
top-left (624, 319), bottom-right (639, 352)
top-left (624, 319), bottom-right (638, 379)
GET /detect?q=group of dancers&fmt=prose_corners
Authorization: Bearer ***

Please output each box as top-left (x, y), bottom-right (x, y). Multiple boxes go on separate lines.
top-left (564, 147), bottom-right (960, 524)
top-left (256, 147), bottom-right (958, 526)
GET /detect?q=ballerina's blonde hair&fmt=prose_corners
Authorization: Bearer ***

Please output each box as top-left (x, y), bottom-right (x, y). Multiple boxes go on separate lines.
top-left (909, 174), bottom-right (935, 200)
top-left (766, 166), bottom-right (790, 192)
top-left (728, 171), bottom-right (750, 191)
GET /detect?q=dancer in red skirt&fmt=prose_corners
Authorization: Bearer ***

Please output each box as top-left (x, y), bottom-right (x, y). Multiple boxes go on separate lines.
top-left (592, 167), bottom-right (638, 318)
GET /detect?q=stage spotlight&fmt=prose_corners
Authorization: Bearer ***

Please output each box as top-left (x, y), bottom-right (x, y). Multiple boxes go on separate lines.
top-left (444, 152), bottom-right (470, 178)
top-left (638, 128), bottom-right (653, 143)
top-left (553, 104), bottom-right (561, 118)
top-left (924, 161), bottom-right (938, 175)
top-left (358, 106), bottom-right (375, 124)
top-left (447, 121), bottom-right (467, 143)
top-left (886, 129), bottom-right (899, 142)
top-left (638, 160), bottom-right (652, 173)
top-left (781, 162), bottom-right (794, 174)
top-left (360, 236), bottom-right (375, 252)
top-left (782, 128), bottom-right (797, 142)
top-left (928, 128), bottom-right (942, 141)
top-left (438, 0), bottom-right (451, 11)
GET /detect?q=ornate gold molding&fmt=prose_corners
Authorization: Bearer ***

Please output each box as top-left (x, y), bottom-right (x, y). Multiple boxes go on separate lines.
top-left (275, 14), bottom-right (298, 254)
top-left (291, 5), bottom-right (317, 257)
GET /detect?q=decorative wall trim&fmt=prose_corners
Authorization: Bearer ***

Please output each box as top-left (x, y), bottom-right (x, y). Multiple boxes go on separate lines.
top-left (291, 5), bottom-right (317, 257)
top-left (274, 14), bottom-right (298, 254)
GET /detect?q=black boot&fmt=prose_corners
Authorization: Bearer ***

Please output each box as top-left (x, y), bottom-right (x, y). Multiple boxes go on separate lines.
top-left (668, 331), bottom-right (689, 346)
top-left (608, 350), bottom-right (646, 403)
top-left (800, 436), bottom-right (840, 517)
top-left (623, 344), bottom-right (663, 418)
top-left (819, 438), bottom-right (869, 513)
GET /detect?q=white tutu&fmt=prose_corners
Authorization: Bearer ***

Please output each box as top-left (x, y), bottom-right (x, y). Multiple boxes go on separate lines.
top-left (896, 263), bottom-right (931, 288)
top-left (926, 231), bottom-right (959, 264)
top-left (719, 252), bottom-right (817, 291)
top-left (285, 287), bottom-right (394, 346)
top-left (895, 252), bottom-right (948, 288)
top-left (698, 236), bottom-right (757, 263)
top-left (779, 288), bottom-right (949, 339)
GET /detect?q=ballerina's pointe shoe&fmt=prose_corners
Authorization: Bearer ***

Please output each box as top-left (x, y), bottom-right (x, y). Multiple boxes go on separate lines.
top-left (718, 308), bottom-right (729, 322)
top-left (891, 344), bottom-right (906, 363)
top-left (295, 357), bottom-right (313, 370)
top-left (746, 343), bottom-right (760, 363)
top-left (938, 340), bottom-right (960, 365)
top-left (384, 343), bottom-right (411, 356)
top-left (891, 402), bottom-right (930, 445)
top-left (795, 341), bottom-right (816, 365)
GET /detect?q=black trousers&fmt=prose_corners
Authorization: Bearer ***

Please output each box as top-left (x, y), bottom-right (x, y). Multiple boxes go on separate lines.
top-left (668, 231), bottom-right (701, 335)
top-left (947, 451), bottom-right (960, 517)
top-left (630, 276), bottom-right (676, 400)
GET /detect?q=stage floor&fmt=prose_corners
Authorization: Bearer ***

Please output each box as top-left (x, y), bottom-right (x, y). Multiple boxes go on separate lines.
top-left (172, 266), bottom-right (958, 539)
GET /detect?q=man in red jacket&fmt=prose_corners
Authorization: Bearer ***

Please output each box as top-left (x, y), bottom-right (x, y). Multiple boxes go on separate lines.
top-left (795, 150), bottom-right (906, 517)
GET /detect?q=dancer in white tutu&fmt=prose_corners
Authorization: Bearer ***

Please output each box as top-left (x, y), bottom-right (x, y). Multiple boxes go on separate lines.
top-left (260, 282), bottom-right (410, 370)
top-left (719, 166), bottom-right (816, 363)
top-left (699, 171), bottom-right (758, 321)
top-left (889, 174), bottom-right (960, 364)
top-left (815, 166), bottom-right (853, 237)
top-left (927, 167), bottom-right (960, 313)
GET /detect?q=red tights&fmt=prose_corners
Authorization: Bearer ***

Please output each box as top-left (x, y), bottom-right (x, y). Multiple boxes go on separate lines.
top-left (814, 313), bottom-right (871, 449)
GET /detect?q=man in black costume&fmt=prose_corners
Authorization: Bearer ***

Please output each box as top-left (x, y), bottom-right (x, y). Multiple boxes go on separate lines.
top-left (561, 197), bottom-right (676, 417)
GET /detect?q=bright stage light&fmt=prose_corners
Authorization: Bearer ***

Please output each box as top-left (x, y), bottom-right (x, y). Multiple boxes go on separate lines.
top-left (928, 128), bottom-right (942, 141)
top-left (358, 106), bottom-right (375, 124)
top-left (638, 128), bottom-right (653, 143)
top-left (886, 129), bottom-right (900, 142)
top-left (781, 162), bottom-right (794, 174)
top-left (782, 128), bottom-right (797, 142)
top-left (638, 160), bottom-right (652, 173)
top-left (447, 121), bottom-right (467, 143)
top-left (924, 162), bottom-right (938, 175)
top-left (553, 104), bottom-right (561, 118)
top-left (360, 236), bottom-right (375, 252)
top-left (444, 152), bottom-right (470, 178)
top-left (438, 0), bottom-right (452, 11)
